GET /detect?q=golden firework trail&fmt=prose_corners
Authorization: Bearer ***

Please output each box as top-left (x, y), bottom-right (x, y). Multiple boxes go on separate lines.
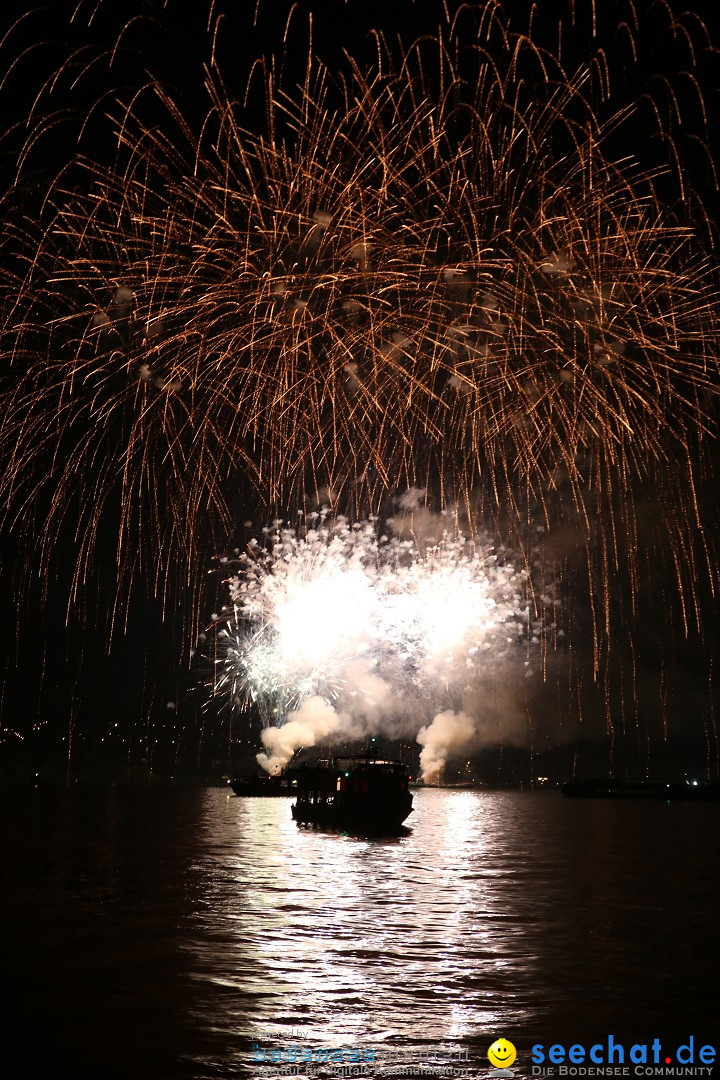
top-left (0, 0), bottom-right (717, 760)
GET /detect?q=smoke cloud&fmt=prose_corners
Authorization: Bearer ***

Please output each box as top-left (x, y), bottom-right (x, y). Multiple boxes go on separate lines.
top-left (417, 710), bottom-right (476, 783)
top-left (256, 696), bottom-right (345, 773)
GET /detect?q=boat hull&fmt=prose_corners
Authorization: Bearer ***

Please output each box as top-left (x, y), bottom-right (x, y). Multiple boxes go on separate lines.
top-left (291, 792), bottom-right (413, 830)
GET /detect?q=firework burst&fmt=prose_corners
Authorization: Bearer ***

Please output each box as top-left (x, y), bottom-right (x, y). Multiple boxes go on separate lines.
top-left (0, 0), bottom-right (718, 763)
top-left (214, 512), bottom-right (544, 775)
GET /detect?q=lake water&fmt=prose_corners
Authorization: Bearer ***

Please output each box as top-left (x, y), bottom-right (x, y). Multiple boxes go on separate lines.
top-left (2, 787), bottom-right (718, 1079)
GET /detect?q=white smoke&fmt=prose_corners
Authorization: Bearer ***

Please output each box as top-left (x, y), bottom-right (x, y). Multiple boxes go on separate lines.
top-left (341, 660), bottom-right (396, 722)
top-left (256, 695), bottom-right (345, 773)
top-left (417, 710), bottom-right (476, 783)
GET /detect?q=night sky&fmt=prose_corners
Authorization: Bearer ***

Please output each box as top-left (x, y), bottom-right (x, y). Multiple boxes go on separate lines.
top-left (0, 0), bottom-right (718, 783)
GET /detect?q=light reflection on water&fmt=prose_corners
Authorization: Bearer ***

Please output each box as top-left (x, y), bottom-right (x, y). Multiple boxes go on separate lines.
top-left (3, 787), bottom-right (719, 1079)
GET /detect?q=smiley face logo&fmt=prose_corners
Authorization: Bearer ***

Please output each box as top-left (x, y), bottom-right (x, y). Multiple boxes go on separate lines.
top-left (488, 1038), bottom-right (517, 1069)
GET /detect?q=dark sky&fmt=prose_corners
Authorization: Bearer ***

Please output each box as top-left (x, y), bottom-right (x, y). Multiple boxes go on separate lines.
top-left (0, 0), bottom-right (718, 781)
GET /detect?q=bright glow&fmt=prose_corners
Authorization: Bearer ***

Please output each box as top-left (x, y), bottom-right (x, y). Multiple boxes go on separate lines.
top-left (274, 569), bottom-right (377, 671)
top-left (410, 564), bottom-right (497, 660)
top-left (213, 512), bottom-right (547, 776)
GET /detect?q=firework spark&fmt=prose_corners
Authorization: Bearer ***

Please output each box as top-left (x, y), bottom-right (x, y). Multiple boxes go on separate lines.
top-left (0, 0), bottom-right (717, 765)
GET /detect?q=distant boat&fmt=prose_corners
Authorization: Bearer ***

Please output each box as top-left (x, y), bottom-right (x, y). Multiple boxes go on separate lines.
top-left (562, 778), bottom-right (720, 801)
top-left (229, 770), bottom-right (298, 797)
top-left (291, 757), bottom-right (413, 830)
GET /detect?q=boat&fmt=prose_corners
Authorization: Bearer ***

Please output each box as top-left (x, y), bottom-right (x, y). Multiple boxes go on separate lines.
top-left (562, 778), bottom-right (720, 801)
top-left (291, 757), bottom-right (413, 830)
top-left (229, 769), bottom-right (299, 796)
